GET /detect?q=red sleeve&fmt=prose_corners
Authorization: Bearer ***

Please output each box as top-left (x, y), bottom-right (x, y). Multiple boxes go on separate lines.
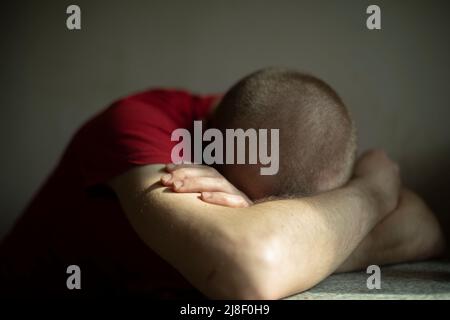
top-left (74, 89), bottom-right (215, 187)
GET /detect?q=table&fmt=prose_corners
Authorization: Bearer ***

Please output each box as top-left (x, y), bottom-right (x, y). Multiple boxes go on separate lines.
top-left (285, 260), bottom-right (450, 300)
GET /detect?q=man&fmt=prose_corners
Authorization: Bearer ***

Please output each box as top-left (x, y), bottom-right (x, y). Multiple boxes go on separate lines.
top-left (0, 68), bottom-right (445, 299)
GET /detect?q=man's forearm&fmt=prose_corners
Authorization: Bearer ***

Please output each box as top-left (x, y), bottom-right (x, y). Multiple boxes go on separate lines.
top-left (336, 189), bottom-right (446, 273)
top-left (237, 177), bottom-right (388, 298)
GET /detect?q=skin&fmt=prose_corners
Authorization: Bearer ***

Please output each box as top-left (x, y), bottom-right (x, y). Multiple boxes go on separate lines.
top-left (162, 161), bottom-right (445, 273)
top-left (108, 149), bottom-right (444, 299)
top-left (337, 188), bottom-right (445, 272)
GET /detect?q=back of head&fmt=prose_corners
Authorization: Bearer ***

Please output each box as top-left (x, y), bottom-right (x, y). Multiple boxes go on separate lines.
top-left (211, 67), bottom-right (357, 200)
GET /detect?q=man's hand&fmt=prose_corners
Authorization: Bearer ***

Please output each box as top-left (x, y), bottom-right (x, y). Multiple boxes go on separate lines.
top-left (161, 163), bottom-right (253, 208)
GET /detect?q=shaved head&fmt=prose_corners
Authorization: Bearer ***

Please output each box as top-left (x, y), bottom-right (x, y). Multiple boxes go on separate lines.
top-left (210, 67), bottom-right (357, 200)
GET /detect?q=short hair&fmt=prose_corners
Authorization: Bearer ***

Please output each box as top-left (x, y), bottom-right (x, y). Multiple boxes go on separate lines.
top-left (212, 67), bottom-right (357, 197)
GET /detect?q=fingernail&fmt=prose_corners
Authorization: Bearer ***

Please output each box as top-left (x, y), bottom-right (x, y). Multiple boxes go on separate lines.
top-left (202, 192), bottom-right (211, 199)
top-left (229, 195), bottom-right (241, 202)
top-left (173, 181), bottom-right (183, 190)
top-left (161, 174), bottom-right (172, 183)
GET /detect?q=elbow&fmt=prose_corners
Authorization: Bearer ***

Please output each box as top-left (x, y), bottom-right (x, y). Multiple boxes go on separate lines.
top-left (410, 208), bottom-right (447, 261)
top-left (419, 218), bottom-right (447, 259)
top-left (204, 232), bottom-right (284, 300)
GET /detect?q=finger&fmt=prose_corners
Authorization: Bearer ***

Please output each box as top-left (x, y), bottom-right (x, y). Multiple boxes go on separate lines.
top-left (201, 192), bottom-right (250, 208)
top-left (172, 176), bottom-right (236, 194)
top-left (166, 163), bottom-right (214, 172)
top-left (160, 173), bottom-right (174, 186)
top-left (163, 166), bottom-right (218, 184)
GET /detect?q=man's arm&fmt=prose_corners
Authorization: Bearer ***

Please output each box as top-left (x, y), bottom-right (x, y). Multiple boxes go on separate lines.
top-left (336, 188), bottom-right (446, 273)
top-left (164, 160), bottom-right (446, 277)
top-left (108, 150), bottom-right (399, 299)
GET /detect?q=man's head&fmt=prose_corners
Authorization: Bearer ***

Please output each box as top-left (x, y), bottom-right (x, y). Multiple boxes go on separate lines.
top-left (209, 67), bottom-right (357, 200)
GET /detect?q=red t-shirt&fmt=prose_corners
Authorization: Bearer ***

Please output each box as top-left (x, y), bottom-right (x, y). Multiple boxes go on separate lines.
top-left (0, 89), bottom-right (218, 298)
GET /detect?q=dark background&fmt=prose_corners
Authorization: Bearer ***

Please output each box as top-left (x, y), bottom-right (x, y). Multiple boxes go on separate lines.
top-left (1, 0), bottom-right (449, 240)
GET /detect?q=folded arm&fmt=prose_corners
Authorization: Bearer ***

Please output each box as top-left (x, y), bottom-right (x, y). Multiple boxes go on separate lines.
top-left (108, 151), bottom-right (399, 299)
top-left (163, 156), bottom-right (445, 276)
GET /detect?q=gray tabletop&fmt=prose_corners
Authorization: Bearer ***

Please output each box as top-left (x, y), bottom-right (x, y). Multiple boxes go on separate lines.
top-left (285, 260), bottom-right (450, 300)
